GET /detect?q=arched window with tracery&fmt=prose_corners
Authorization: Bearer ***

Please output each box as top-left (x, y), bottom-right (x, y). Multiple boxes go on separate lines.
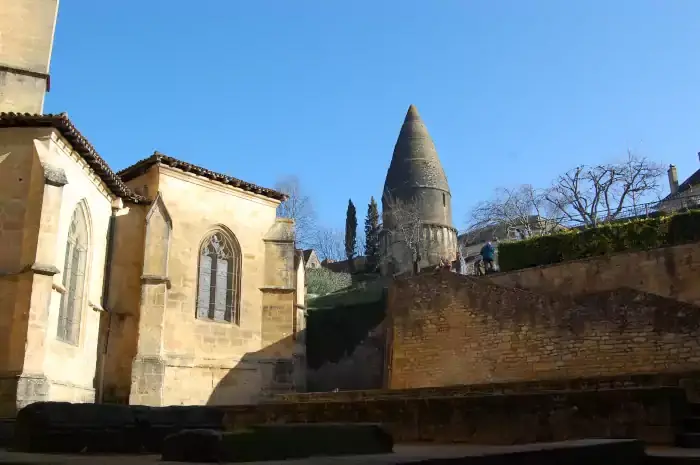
top-left (196, 230), bottom-right (241, 323)
top-left (57, 202), bottom-right (90, 344)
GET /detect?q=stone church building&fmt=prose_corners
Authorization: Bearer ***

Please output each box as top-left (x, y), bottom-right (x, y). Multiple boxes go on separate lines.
top-left (0, 0), bottom-right (305, 416)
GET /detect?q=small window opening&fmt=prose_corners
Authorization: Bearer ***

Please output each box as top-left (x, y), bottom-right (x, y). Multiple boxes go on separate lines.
top-left (442, 193), bottom-right (446, 206)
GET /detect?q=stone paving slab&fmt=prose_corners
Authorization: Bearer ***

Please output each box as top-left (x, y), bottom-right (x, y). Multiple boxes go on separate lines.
top-left (0, 439), bottom-right (666, 464)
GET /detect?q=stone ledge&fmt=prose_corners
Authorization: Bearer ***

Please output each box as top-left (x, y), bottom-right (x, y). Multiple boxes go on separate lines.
top-left (140, 275), bottom-right (171, 288)
top-left (224, 386), bottom-right (686, 446)
top-left (271, 371), bottom-right (700, 404)
top-left (13, 402), bottom-right (226, 454)
top-left (42, 163), bottom-right (68, 187)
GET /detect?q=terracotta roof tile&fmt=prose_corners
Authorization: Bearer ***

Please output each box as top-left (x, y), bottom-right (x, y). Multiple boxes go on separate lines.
top-left (0, 112), bottom-right (149, 204)
top-left (118, 152), bottom-right (287, 202)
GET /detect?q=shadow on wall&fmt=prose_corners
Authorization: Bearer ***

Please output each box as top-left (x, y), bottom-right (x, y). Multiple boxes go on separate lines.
top-left (306, 323), bottom-right (386, 392)
top-left (206, 331), bottom-right (305, 406)
top-left (207, 301), bottom-right (389, 401)
top-left (304, 295), bottom-right (388, 393)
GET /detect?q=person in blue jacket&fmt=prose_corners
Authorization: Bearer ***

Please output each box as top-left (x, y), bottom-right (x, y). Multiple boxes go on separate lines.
top-left (480, 241), bottom-right (496, 272)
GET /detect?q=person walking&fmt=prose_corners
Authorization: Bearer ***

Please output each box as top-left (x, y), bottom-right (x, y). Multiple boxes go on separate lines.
top-left (480, 241), bottom-right (496, 273)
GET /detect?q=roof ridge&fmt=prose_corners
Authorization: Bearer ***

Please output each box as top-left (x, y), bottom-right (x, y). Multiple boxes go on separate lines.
top-left (117, 151), bottom-right (287, 201)
top-left (0, 112), bottom-right (149, 204)
top-left (383, 104), bottom-right (450, 196)
top-left (0, 113), bottom-right (287, 203)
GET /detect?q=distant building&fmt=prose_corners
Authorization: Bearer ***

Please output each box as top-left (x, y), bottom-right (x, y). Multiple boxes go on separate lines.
top-left (658, 156), bottom-right (700, 213)
top-left (321, 256), bottom-right (368, 274)
top-left (301, 249), bottom-right (322, 270)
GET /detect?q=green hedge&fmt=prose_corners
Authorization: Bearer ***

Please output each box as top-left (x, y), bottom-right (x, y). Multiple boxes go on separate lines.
top-left (306, 268), bottom-right (352, 296)
top-left (498, 210), bottom-right (700, 272)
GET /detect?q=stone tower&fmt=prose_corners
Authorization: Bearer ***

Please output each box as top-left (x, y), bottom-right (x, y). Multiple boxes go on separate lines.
top-left (0, 0), bottom-right (60, 113)
top-left (380, 104), bottom-right (458, 275)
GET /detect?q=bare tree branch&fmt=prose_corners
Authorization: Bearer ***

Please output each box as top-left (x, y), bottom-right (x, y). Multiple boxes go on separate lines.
top-left (466, 185), bottom-right (561, 240)
top-left (545, 151), bottom-right (664, 226)
top-left (311, 228), bottom-right (345, 262)
top-left (275, 175), bottom-right (316, 248)
top-left (383, 192), bottom-right (426, 274)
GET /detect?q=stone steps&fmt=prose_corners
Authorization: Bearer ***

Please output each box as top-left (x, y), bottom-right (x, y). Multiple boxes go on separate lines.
top-left (675, 404), bottom-right (700, 451)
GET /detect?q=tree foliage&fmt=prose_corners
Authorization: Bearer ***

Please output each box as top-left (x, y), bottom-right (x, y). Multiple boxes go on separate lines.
top-left (383, 192), bottom-right (424, 274)
top-left (275, 175), bottom-right (316, 248)
top-left (466, 184), bottom-right (560, 241)
top-left (312, 228), bottom-right (345, 262)
top-left (466, 152), bottom-right (665, 235)
top-left (364, 197), bottom-right (381, 269)
top-left (306, 267), bottom-right (352, 296)
top-left (545, 151), bottom-right (664, 226)
top-left (345, 199), bottom-right (357, 263)
top-left (498, 209), bottom-right (700, 272)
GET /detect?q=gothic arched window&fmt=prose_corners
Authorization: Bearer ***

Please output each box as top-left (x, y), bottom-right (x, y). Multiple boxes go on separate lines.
top-left (57, 202), bottom-right (90, 344)
top-left (196, 230), bottom-right (241, 323)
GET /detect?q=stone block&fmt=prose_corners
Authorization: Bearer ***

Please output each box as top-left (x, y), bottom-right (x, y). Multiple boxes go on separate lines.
top-left (13, 402), bottom-right (139, 453)
top-left (12, 402), bottom-right (227, 454)
top-left (442, 439), bottom-right (646, 465)
top-left (161, 429), bottom-right (223, 463)
top-left (161, 423), bottom-right (393, 462)
top-left (224, 386), bottom-right (685, 447)
top-left (0, 419), bottom-right (14, 448)
top-left (135, 405), bottom-right (226, 453)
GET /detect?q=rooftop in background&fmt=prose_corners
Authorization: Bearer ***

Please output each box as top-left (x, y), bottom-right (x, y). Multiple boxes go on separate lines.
top-left (663, 152), bottom-right (700, 202)
top-left (118, 152), bottom-right (287, 202)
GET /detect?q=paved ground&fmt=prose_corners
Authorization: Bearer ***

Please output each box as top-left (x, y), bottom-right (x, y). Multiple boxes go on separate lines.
top-left (0, 440), bottom-right (688, 464)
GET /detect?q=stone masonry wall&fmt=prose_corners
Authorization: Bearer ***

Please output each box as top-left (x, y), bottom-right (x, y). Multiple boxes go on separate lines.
top-left (387, 270), bottom-right (700, 390)
top-left (0, 0), bottom-right (59, 114)
top-left (489, 242), bottom-right (700, 304)
top-left (306, 323), bottom-right (386, 392)
top-left (227, 386), bottom-right (685, 446)
top-left (124, 165), bottom-right (300, 407)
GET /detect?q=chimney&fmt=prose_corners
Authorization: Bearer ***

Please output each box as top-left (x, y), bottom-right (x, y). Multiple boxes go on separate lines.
top-left (668, 164), bottom-right (679, 195)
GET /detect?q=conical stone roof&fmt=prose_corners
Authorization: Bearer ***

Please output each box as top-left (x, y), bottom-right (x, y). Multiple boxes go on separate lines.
top-left (383, 105), bottom-right (450, 197)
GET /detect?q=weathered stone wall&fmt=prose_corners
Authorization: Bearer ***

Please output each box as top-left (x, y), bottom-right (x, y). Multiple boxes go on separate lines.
top-left (123, 165), bottom-right (301, 406)
top-left (488, 242), bottom-right (700, 304)
top-left (226, 385), bottom-right (685, 446)
top-left (387, 270), bottom-right (700, 390)
top-left (0, 129), bottom-right (44, 416)
top-left (98, 198), bottom-right (148, 404)
top-left (0, 128), bottom-right (116, 415)
top-left (39, 131), bottom-right (114, 406)
top-left (380, 223), bottom-right (458, 276)
top-left (0, 0), bottom-right (59, 113)
top-left (306, 324), bottom-right (386, 392)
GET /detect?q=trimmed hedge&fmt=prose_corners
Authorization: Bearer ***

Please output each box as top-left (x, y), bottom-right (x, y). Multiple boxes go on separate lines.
top-left (498, 210), bottom-right (700, 272)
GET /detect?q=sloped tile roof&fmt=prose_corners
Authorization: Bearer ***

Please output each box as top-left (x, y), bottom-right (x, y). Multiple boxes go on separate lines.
top-left (0, 112), bottom-right (149, 204)
top-left (118, 152), bottom-right (287, 201)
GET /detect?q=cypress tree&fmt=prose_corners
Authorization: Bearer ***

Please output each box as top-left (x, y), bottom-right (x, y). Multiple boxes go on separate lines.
top-left (364, 196), bottom-right (380, 268)
top-left (345, 199), bottom-right (357, 263)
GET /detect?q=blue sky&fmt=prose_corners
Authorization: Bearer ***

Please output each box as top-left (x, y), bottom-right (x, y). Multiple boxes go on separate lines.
top-left (46, 0), bottom-right (700, 232)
